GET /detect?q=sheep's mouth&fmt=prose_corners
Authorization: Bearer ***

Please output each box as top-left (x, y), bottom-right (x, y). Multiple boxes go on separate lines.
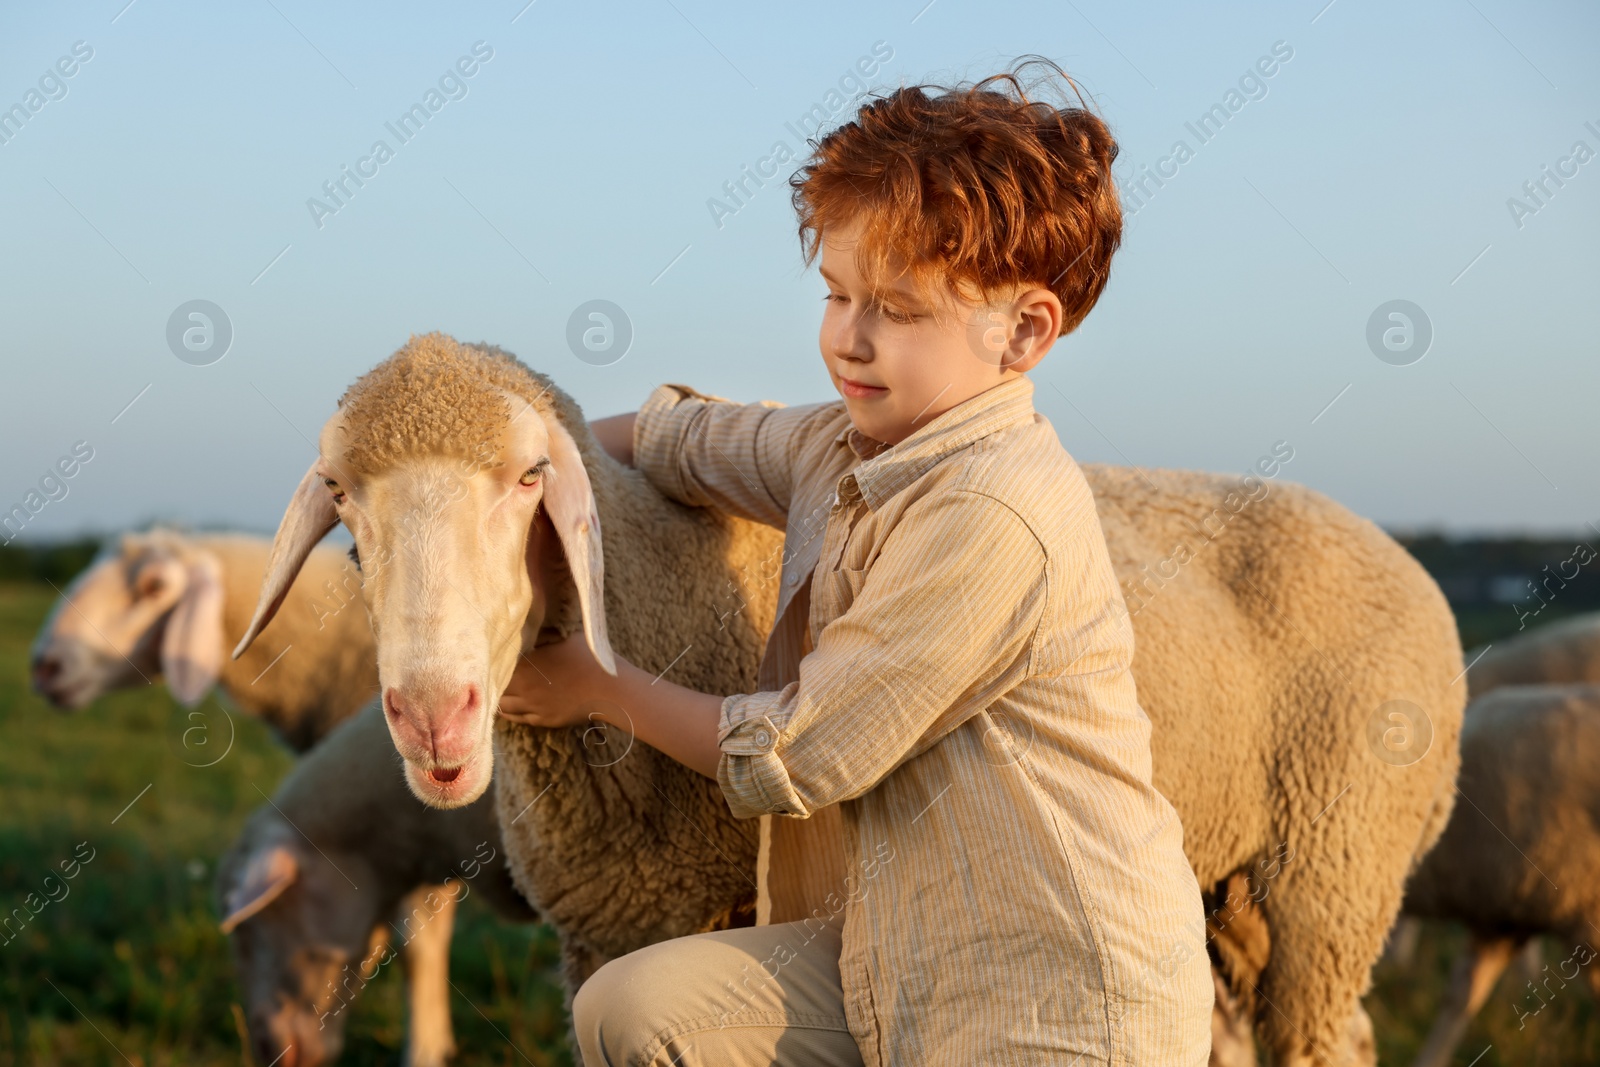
top-left (36, 678), bottom-right (96, 711)
top-left (401, 748), bottom-right (491, 809)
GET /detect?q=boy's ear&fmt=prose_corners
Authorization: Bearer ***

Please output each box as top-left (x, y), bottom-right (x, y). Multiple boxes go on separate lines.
top-left (998, 287), bottom-right (1062, 375)
top-left (971, 287), bottom-right (1062, 374)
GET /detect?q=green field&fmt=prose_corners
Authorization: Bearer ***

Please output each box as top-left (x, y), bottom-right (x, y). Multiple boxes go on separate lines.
top-left (0, 582), bottom-right (571, 1067)
top-left (2, 576), bottom-right (1598, 1065)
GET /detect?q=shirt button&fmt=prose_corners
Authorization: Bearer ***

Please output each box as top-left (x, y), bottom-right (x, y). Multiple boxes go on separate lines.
top-left (739, 715), bottom-right (779, 753)
top-left (786, 572), bottom-right (800, 587)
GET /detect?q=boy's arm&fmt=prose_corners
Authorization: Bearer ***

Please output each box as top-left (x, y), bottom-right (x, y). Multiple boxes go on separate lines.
top-left (590, 412), bottom-right (636, 467)
top-left (717, 489), bottom-right (1053, 818)
top-left (504, 491), bottom-right (1060, 804)
top-left (628, 384), bottom-right (841, 530)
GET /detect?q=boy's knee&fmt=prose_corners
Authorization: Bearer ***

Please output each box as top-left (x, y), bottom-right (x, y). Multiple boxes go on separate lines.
top-left (572, 951), bottom-right (680, 1066)
top-left (569, 959), bottom-right (607, 1034)
top-left (572, 956), bottom-right (627, 1059)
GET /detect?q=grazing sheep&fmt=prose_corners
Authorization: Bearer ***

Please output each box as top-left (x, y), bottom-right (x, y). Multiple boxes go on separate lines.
top-left (220, 700), bottom-right (536, 1067)
top-left (232, 334), bottom-right (783, 996)
top-left (1467, 611), bottom-right (1600, 696)
top-left (234, 335), bottom-right (1464, 1065)
top-left (30, 528), bottom-right (375, 752)
top-left (1397, 683), bottom-right (1600, 1067)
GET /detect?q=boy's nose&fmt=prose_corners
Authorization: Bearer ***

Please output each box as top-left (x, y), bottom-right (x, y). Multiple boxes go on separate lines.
top-left (830, 325), bottom-right (871, 362)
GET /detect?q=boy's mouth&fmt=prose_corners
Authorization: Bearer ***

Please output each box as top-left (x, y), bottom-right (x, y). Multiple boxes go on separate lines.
top-left (839, 376), bottom-right (888, 400)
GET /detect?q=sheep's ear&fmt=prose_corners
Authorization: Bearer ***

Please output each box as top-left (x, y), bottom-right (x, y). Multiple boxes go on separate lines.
top-left (161, 553), bottom-right (224, 706)
top-left (220, 843), bottom-right (299, 934)
top-left (542, 418), bottom-right (616, 675)
top-left (233, 462), bottom-right (338, 660)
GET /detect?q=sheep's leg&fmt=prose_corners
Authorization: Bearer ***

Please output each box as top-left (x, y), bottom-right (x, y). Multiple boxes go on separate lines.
top-left (1409, 934), bottom-right (1519, 1067)
top-left (1253, 887), bottom-right (1374, 1065)
top-left (1383, 917), bottom-right (1421, 969)
top-left (1513, 936), bottom-right (1543, 985)
top-left (1210, 967), bottom-right (1258, 1067)
top-left (560, 934), bottom-right (612, 995)
top-left (398, 884), bottom-right (461, 1067)
top-left (1345, 1002), bottom-right (1375, 1067)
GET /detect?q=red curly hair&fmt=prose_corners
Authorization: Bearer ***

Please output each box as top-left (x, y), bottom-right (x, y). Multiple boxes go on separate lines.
top-left (790, 58), bottom-right (1121, 336)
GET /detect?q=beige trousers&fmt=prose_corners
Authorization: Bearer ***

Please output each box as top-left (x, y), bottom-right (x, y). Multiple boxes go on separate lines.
top-left (572, 916), bottom-right (864, 1066)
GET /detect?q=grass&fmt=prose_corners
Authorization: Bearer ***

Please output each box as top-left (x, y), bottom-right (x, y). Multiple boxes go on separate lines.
top-left (0, 582), bottom-right (572, 1066)
top-left (4, 575), bottom-right (1599, 1065)
top-left (1367, 925), bottom-right (1600, 1066)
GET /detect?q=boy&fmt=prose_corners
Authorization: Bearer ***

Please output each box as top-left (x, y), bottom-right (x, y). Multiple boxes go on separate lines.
top-left (500, 63), bottom-right (1213, 1065)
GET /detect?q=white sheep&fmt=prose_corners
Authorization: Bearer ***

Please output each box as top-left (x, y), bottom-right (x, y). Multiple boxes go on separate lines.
top-left (232, 334), bottom-right (784, 1002)
top-left (1397, 682), bottom-right (1600, 1067)
top-left (220, 699), bottom-right (536, 1067)
top-left (1467, 611), bottom-right (1600, 696)
top-left (1075, 464), bottom-right (1457, 1067)
top-left (31, 528), bottom-right (532, 1064)
top-left (1383, 611), bottom-right (1600, 984)
top-left (31, 527), bottom-right (375, 752)
top-left (234, 334), bottom-right (1464, 1066)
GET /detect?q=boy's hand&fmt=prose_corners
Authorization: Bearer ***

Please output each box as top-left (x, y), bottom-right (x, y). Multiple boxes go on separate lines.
top-left (498, 632), bottom-right (625, 727)
top-left (500, 630), bottom-right (730, 779)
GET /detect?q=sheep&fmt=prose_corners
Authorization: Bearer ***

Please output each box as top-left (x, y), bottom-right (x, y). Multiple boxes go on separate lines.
top-left (233, 334), bottom-right (1464, 1065)
top-left (30, 528), bottom-right (523, 1065)
top-left (1467, 610), bottom-right (1600, 696)
top-left (232, 333), bottom-right (784, 1000)
top-left (1379, 611), bottom-right (1600, 983)
top-left (219, 699), bottom-right (536, 1067)
top-left (30, 527), bottom-right (376, 752)
top-left (1393, 682), bottom-right (1600, 1067)
top-left (1084, 464), bottom-right (1461, 1067)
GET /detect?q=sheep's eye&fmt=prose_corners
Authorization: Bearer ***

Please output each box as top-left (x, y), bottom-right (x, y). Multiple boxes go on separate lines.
top-left (346, 543), bottom-right (361, 573)
top-left (322, 477), bottom-right (345, 503)
top-left (519, 460), bottom-right (548, 487)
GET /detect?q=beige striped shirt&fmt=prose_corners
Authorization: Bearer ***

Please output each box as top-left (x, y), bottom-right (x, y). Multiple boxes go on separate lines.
top-left (634, 375), bottom-right (1212, 1066)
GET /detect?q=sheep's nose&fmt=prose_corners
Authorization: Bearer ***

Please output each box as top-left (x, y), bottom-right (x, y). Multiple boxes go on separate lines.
top-left (32, 652), bottom-right (60, 686)
top-left (385, 684), bottom-right (479, 768)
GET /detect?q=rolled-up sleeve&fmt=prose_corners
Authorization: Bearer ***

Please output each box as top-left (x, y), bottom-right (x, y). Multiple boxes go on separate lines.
top-left (633, 383), bottom-right (840, 530)
top-left (716, 490), bottom-right (1049, 819)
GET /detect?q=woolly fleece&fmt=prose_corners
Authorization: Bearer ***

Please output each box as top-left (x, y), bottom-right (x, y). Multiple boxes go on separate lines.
top-left (329, 334), bottom-right (783, 995)
top-left (1088, 464), bottom-right (1464, 1065)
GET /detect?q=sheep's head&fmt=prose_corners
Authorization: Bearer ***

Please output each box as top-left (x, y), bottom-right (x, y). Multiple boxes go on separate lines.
top-left (218, 827), bottom-right (385, 1067)
top-left (31, 529), bottom-right (224, 709)
top-left (233, 334), bottom-right (613, 809)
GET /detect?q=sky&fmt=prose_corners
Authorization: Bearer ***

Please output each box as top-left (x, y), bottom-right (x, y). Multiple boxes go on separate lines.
top-left (0, 0), bottom-right (1595, 542)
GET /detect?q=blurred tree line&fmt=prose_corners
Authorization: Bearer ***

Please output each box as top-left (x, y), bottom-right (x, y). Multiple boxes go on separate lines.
top-left (3, 532), bottom-right (1596, 649)
top-left (0, 537), bottom-right (100, 586)
top-left (1393, 532), bottom-right (1600, 648)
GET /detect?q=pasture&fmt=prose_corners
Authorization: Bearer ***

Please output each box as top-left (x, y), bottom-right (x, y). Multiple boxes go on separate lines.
top-left (0, 580), bottom-right (571, 1067)
top-left (2, 545), bottom-right (1599, 1065)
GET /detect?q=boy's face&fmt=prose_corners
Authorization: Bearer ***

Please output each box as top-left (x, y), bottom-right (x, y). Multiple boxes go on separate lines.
top-left (817, 218), bottom-right (1063, 446)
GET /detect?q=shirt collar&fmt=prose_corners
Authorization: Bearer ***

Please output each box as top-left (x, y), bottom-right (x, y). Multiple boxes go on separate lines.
top-left (833, 376), bottom-right (1037, 510)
